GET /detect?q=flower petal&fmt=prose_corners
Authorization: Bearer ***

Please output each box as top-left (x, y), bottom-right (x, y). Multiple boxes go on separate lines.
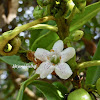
top-left (52, 40), bottom-right (64, 52)
top-left (61, 47), bottom-right (75, 62)
top-left (34, 48), bottom-right (50, 61)
top-left (36, 61), bottom-right (54, 78)
top-left (55, 63), bottom-right (73, 79)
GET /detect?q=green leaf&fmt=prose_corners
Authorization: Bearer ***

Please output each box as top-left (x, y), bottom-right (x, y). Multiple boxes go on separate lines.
top-left (86, 40), bottom-right (100, 85)
top-left (31, 31), bottom-right (59, 51)
top-left (29, 28), bottom-right (50, 49)
top-left (52, 82), bottom-right (68, 98)
top-left (70, 1), bottom-right (100, 32)
top-left (29, 20), bottom-right (56, 48)
top-left (0, 55), bottom-right (26, 65)
top-left (33, 80), bottom-right (62, 100)
top-left (29, 29), bottom-right (42, 48)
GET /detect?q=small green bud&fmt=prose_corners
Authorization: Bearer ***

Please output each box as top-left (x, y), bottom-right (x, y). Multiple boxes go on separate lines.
top-left (70, 30), bottom-right (84, 41)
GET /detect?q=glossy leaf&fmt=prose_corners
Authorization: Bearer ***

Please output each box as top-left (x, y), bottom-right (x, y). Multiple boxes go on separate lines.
top-left (33, 80), bottom-right (62, 100)
top-left (31, 31), bottom-right (59, 51)
top-left (17, 79), bottom-right (62, 100)
top-left (70, 1), bottom-right (100, 32)
top-left (86, 40), bottom-right (100, 85)
top-left (29, 29), bottom-right (42, 49)
top-left (52, 82), bottom-right (68, 98)
top-left (0, 55), bottom-right (26, 65)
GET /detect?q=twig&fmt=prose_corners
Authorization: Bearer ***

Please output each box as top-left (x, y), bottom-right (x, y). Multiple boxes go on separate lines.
top-left (77, 60), bottom-right (100, 69)
top-left (28, 24), bottom-right (58, 32)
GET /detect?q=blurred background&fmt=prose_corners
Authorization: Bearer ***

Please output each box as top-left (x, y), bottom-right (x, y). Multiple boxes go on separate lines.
top-left (0, 0), bottom-right (100, 100)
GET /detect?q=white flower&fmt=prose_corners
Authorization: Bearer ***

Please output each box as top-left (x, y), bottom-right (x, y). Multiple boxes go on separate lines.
top-left (34, 40), bottom-right (75, 79)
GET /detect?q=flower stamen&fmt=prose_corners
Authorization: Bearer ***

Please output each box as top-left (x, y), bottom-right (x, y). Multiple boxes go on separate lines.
top-left (50, 49), bottom-right (54, 52)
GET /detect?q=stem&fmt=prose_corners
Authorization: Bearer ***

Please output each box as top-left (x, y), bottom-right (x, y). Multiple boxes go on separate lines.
top-left (28, 24), bottom-right (58, 32)
top-left (25, 74), bottom-right (40, 86)
top-left (77, 60), bottom-right (100, 69)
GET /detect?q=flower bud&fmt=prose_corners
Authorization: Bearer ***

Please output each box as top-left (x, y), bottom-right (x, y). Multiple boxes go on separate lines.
top-left (70, 30), bottom-right (84, 41)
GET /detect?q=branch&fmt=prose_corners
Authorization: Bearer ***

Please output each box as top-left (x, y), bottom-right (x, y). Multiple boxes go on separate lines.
top-left (14, 16), bottom-right (55, 34)
top-left (77, 60), bottom-right (100, 69)
top-left (28, 24), bottom-right (58, 32)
